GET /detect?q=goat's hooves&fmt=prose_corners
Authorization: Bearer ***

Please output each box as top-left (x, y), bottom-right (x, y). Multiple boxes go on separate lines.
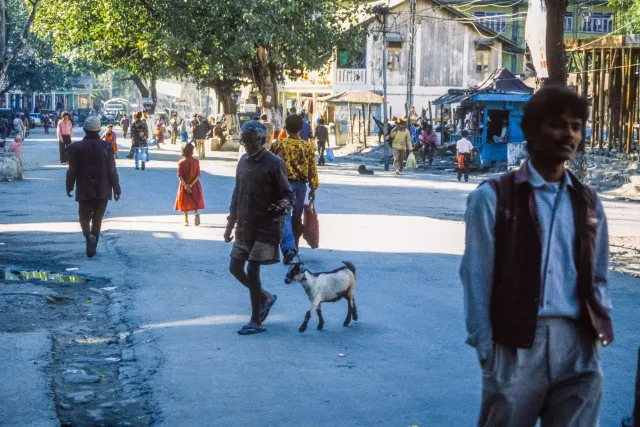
top-left (299, 327), bottom-right (307, 333)
top-left (317, 325), bottom-right (324, 331)
top-left (343, 322), bottom-right (350, 327)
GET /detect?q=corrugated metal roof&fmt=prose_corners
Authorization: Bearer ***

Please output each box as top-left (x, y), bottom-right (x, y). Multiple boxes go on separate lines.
top-left (318, 91), bottom-right (383, 104)
top-left (470, 93), bottom-right (532, 102)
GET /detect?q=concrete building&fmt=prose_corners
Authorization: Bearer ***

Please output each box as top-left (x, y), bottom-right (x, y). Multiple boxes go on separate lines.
top-left (279, 0), bottom-right (523, 127)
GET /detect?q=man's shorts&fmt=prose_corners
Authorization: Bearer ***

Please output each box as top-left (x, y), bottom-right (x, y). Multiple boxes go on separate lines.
top-left (231, 239), bottom-right (280, 265)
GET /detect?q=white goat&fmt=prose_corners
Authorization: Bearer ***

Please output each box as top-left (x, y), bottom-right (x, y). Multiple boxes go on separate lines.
top-left (284, 261), bottom-right (358, 332)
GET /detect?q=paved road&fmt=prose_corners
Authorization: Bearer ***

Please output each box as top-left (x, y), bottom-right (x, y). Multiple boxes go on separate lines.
top-left (1, 128), bottom-right (640, 426)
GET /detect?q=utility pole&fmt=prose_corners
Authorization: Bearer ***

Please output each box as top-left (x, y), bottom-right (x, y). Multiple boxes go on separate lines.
top-left (373, 5), bottom-right (391, 171)
top-left (405, 0), bottom-right (416, 122)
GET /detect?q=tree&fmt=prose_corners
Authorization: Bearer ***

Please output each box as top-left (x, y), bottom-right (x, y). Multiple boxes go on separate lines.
top-left (160, 0), bottom-right (364, 128)
top-left (540, 0), bottom-right (569, 87)
top-left (609, 0), bottom-right (640, 32)
top-left (36, 0), bottom-right (169, 112)
top-left (246, 0), bottom-right (365, 127)
top-left (0, 0), bottom-right (41, 92)
top-left (1, 34), bottom-right (67, 96)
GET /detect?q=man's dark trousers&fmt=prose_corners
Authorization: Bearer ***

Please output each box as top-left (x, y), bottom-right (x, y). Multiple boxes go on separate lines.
top-left (281, 181), bottom-right (307, 254)
top-left (59, 135), bottom-right (71, 163)
top-left (317, 141), bottom-right (326, 165)
top-left (457, 153), bottom-right (470, 182)
top-left (79, 199), bottom-right (108, 243)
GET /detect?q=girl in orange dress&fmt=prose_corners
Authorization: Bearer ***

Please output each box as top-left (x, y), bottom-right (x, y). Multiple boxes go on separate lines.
top-left (174, 143), bottom-right (205, 226)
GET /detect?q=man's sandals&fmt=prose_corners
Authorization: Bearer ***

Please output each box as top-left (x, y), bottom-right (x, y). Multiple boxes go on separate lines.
top-left (237, 323), bottom-right (266, 335)
top-left (237, 295), bottom-right (277, 335)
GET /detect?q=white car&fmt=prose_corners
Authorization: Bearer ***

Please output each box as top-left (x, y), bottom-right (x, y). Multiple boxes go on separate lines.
top-left (29, 113), bottom-right (42, 127)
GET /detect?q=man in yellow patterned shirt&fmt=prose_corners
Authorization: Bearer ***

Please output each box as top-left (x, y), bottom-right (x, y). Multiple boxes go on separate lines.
top-left (270, 115), bottom-right (319, 264)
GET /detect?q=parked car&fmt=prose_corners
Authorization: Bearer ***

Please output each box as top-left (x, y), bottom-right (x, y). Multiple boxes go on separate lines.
top-left (29, 113), bottom-right (42, 127)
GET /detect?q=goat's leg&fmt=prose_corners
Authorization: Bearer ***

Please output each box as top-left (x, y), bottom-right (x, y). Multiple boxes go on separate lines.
top-left (351, 298), bottom-right (358, 321)
top-left (343, 298), bottom-right (353, 327)
top-left (300, 301), bottom-right (319, 333)
top-left (299, 310), bottom-right (312, 332)
top-left (316, 305), bottom-right (325, 331)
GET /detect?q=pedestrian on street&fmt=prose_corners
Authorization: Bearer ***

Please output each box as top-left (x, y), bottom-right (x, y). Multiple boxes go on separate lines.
top-left (23, 116), bottom-right (30, 138)
top-left (390, 119), bottom-right (412, 175)
top-left (130, 111), bottom-right (149, 170)
top-left (155, 119), bottom-right (165, 148)
top-left (0, 116), bottom-right (8, 141)
top-left (260, 114), bottom-right (274, 151)
top-left (192, 114), bottom-right (209, 159)
top-left (270, 114), bottom-right (319, 264)
top-left (175, 143), bottom-right (205, 226)
top-left (179, 118), bottom-right (188, 144)
top-left (43, 115), bottom-right (51, 135)
top-left (102, 124), bottom-right (118, 159)
top-left (66, 116), bottom-right (121, 259)
top-left (13, 115), bottom-right (24, 139)
top-left (299, 114), bottom-right (313, 142)
top-left (225, 120), bottom-right (295, 335)
top-left (57, 111), bottom-right (73, 164)
top-left (8, 134), bottom-right (23, 158)
top-left (456, 130), bottom-right (474, 182)
top-left (170, 113), bottom-right (179, 145)
top-left (419, 123), bottom-right (437, 165)
top-left (120, 115), bottom-right (130, 138)
top-left (315, 119), bottom-right (329, 166)
top-left (460, 85), bottom-right (613, 427)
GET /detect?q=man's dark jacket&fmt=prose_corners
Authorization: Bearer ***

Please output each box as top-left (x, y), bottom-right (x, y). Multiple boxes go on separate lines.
top-left (66, 137), bottom-right (121, 202)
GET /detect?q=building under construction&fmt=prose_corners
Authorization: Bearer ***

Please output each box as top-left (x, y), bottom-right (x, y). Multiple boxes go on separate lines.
top-left (567, 35), bottom-right (640, 154)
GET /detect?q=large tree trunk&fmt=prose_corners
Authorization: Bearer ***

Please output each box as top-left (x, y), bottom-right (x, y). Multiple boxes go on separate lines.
top-left (130, 74), bottom-right (149, 98)
top-left (537, 0), bottom-right (587, 179)
top-left (252, 46), bottom-right (282, 130)
top-left (149, 73), bottom-right (157, 114)
top-left (213, 82), bottom-right (239, 136)
top-left (539, 0), bottom-right (568, 87)
top-left (0, 0), bottom-right (40, 93)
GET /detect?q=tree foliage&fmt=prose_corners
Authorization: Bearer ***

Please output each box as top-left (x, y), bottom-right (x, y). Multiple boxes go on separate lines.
top-left (35, 0), bottom-right (169, 109)
top-left (0, 0), bottom-right (41, 92)
top-left (609, 0), bottom-right (640, 32)
top-left (2, 34), bottom-right (67, 95)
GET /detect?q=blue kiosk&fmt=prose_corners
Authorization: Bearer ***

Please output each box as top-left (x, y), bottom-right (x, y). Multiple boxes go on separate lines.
top-left (433, 69), bottom-right (532, 168)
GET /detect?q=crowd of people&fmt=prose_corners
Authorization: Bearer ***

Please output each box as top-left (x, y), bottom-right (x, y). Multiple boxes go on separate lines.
top-left (15, 84), bottom-right (622, 425)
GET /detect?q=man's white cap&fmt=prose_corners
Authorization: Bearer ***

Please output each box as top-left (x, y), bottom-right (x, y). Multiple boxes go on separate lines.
top-left (83, 116), bottom-right (102, 132)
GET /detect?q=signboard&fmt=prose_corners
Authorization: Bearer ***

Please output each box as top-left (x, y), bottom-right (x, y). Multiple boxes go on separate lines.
top-left (68, 76), bottom-right (94, 86)
top-left (141, 98), bottom-right (154, 105)
top-left (242, 104), bottom-right (257, 113)
top-left (525, 0), bottom-right (549, 78)
top-left (177, 98), bottom-right (187, 106)
top-left (156, 80), bottom-right (182, 98)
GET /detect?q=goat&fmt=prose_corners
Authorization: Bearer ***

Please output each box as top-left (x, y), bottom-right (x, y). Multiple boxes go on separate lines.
top-left (284, 261), bottom-right (358, 332)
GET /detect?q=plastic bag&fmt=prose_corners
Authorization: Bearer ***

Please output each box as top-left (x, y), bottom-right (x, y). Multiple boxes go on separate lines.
top-left (326, 147), bottom-right (335, 162)
top-left (405, 152), bottom-right (417, 169)
top-left (302, 203), bottom-right (320, 249)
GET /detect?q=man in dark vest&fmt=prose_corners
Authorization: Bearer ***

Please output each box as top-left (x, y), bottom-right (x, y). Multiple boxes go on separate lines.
top-left (66, 116), bottom-right (121, 258)
top-left (461, 86), bottom-right (613, 426)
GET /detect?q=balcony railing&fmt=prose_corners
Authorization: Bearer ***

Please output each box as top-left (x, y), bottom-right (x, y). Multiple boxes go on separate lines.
top-left (336, 68), bottom-right (367, 85)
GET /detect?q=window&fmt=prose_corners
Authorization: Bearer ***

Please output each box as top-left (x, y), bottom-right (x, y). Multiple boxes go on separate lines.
top-left (476, 50), bottom-right (490, 73)
top-left (581, 12), bottom-right (613, 33)
top-left (386, 41), bottom-right (402, 71)
top-left (564, 13), bottom-right (573, 32)
top-left (474, 12), bottom-right (507, 34)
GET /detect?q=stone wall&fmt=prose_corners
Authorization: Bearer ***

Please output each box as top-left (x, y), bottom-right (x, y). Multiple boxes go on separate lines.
top-left (0, 153), bottom-right (22, 181)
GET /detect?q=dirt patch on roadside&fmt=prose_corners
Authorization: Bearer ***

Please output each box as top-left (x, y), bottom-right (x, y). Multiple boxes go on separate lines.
top-left (0, 266), bottom-right (153, 426)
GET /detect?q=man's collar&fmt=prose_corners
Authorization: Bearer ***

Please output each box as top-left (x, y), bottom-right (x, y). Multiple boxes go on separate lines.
top-left (519, 159), bottom-right (573, 189)
top-left (248, 147), bottom-right (267, 162)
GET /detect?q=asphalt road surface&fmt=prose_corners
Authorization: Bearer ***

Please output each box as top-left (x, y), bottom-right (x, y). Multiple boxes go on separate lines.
top-left (1, 128), bottom-right (639, 426)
